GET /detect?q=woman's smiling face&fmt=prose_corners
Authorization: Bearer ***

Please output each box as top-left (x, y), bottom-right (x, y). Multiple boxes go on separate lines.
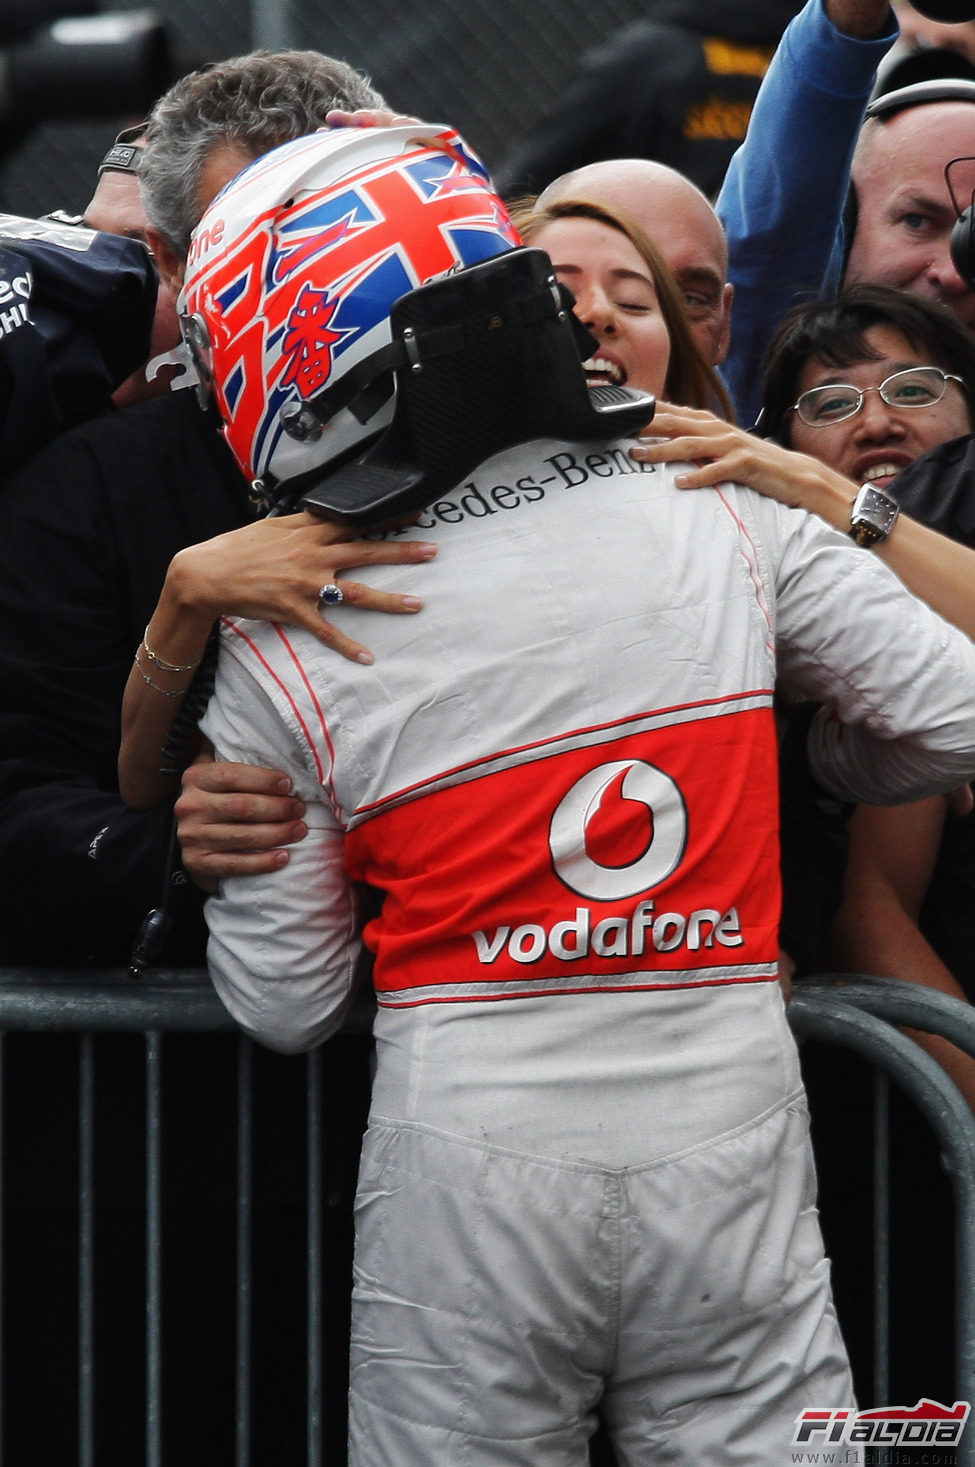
top-left (531, 215), bottom-right (672, 398)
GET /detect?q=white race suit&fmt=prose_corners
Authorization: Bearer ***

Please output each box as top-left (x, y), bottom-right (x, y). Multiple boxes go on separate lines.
top-left (202, 437), bottom-right (975, 1465)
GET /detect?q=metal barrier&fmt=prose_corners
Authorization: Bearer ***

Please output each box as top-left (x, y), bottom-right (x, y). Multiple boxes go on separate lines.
top-left (0, 968), bottom-right (973, 1465)
top-left (790, 974), bottom-right (975, 1467)
top-left (0, 966), bottom-right (373, 1467)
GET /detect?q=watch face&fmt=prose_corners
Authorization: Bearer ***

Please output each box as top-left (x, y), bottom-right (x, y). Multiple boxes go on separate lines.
top-left (858, 485), bottom-right (897, 518)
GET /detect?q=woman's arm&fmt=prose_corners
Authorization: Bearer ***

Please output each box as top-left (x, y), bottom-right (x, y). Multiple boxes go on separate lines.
top-left (632, 404), bottom-right (975, 639)
top-left (119, 513), bottom-right (436, 810)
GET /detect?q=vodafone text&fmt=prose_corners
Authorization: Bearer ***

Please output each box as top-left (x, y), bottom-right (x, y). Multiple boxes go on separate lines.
top-left (472, 901), bottom-right (743, 965)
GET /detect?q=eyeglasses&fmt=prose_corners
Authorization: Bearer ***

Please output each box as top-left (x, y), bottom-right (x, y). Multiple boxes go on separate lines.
top-left (791, 366), bottom-right (966, 427)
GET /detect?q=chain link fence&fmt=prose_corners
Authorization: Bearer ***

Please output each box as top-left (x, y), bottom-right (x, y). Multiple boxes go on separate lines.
top-left (0, 0), bottom-right (651, 219)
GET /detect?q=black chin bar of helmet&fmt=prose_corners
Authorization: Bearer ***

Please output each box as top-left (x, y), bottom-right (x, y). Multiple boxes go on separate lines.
top-left (260, 247), bottom-right (656, 528)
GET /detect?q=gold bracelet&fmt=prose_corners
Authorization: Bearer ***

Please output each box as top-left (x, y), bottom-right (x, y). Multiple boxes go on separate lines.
top-left (142, 624), bottom-right (200, 674)
top-left (133, 648), bottom-right (193, 697)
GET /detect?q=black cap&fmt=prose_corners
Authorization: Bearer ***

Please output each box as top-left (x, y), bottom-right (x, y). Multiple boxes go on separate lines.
top-left (96, 121), bottom-right (147, 177)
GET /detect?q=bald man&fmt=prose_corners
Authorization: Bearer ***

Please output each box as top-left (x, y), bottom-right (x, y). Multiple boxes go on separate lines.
top-left (538, 158), bottom-right (733, 368)
top-left (533, 2), bottom-right (899, 427)
top-left (845, 94), bottom-right (975, 331)
top-left (721, 0), bottom-right (975, 427)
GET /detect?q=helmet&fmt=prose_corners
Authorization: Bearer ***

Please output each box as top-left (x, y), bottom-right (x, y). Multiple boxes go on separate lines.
top-left (178, 124), bottom-right (520, 487)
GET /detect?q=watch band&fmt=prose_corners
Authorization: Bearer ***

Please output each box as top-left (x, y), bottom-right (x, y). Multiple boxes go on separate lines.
top-left (849, 483), bottom-right (900, 547)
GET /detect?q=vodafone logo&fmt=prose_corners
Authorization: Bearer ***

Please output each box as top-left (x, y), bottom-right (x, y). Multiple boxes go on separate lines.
top-left (549, 759), bottom-right (687, 901)
top-left (469, 757), bottom-right (745, 968)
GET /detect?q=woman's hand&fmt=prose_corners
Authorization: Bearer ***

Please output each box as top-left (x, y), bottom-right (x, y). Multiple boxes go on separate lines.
top-left (119, 515), bottom-right (437, 811)
top-left (631, 401), bottom-right (853, 520)
top-left (325, 107), bottom-right (424, 130)
top-left (167, 512), bottom-right (437, 666)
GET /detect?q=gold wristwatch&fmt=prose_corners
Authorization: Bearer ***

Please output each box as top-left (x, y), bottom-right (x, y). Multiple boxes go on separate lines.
top-left (849, 484), bottom-right (900, 547)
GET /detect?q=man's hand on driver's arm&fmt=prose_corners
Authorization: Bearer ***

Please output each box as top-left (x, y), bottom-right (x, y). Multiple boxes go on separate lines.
top-left (176, 748), bottom-right (307, 893)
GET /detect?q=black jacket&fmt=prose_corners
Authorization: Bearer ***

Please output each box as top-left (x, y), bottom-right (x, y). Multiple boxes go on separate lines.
top-left (0, 389), bottom-right (251, 966)
top-left (496, 0), bottom-right (803, 200)
top-left (888, 430), bottom-right (975, 544)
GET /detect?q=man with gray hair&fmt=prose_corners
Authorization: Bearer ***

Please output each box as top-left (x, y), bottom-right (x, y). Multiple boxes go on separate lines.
top-left (0, 51), bottom-right (406, 1463)
top-left (140, 49), bottom-right (384, 282)
top-left (0, 47), bottom-right (392, 970)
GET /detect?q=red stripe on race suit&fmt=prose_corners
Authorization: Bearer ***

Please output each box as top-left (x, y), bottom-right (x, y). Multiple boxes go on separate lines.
top-left (346, 707), bottom-right (781, 1001)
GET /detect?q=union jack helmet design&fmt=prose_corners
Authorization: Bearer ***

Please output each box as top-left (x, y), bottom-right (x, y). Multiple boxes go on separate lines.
top-left (179, 124), bottom-right (521, 486)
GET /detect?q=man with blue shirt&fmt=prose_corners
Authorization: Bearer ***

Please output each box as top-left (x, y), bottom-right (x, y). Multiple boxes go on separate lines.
top-left (718, 0), bottom-right (899, 425)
